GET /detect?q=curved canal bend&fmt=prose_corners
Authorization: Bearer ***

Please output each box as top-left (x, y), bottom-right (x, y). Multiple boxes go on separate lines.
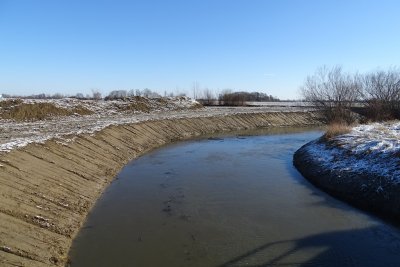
top-left (69, 128), bottom-right (400, 267)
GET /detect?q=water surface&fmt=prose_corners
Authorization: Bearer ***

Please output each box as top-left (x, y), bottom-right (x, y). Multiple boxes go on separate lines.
top-left (69, 127), bottom-right (400, 267)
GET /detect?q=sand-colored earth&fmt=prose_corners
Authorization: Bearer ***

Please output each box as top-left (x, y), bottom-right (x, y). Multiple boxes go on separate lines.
top-left (0, 110), bottom-right (322, 266)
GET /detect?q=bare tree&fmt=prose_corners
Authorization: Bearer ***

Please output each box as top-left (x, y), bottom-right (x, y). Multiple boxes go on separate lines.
top-left (192, 81), bottom-right (199, 99)
top-left (142, 88), bottom-right (152, 98)
top-left (301, 66), bottom-right (361, 123)
top-left (92, 89), bottom-right (102, 100)
top-left (140, 88), bottom-right (161, 98)
top-left (51, 93), bottom-right (64, 99)
top-left (361, 69), bottom-right (400, 120)
top-left (76, 93), bottom-right (85, 99)
top-left (202, 88), bottom-right (214, 105)
top-left (127, 89), bottom-right (135, 97)
top-left (218, 89), bottom-right (231, 105)
top-left (106, 90), bottom-right (127, 100)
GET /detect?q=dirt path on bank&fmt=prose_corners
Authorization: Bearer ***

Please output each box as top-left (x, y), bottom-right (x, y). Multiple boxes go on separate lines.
top-left (0, 111), bottom-right (322, 266)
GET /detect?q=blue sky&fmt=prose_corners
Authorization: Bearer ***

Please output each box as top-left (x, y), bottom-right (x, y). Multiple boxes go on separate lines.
top-left (1, 0), bottom-right (399, 99)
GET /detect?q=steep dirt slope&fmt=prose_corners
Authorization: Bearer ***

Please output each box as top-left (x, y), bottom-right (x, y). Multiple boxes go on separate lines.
top-left (0, 112), bottom-right (321, 266)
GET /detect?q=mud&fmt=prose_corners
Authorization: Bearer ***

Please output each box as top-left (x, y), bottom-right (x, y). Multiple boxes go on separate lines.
top-left (0, 111), bottom-right (322, 266)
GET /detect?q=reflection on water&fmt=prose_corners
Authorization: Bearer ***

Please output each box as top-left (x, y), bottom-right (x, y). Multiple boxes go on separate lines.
top-left (69, 127), bottom-right (400, 267)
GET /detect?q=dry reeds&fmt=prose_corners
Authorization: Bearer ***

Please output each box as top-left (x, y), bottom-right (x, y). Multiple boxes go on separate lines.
top-left (323, 122), bottom-right (352, 140)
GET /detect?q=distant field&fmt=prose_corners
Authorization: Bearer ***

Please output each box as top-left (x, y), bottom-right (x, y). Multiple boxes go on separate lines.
top-left (246, 101), bottom-right (314, 107)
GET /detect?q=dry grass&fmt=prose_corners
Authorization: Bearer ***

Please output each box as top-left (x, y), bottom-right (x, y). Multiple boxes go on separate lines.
top-left (122, 102), bottom-right (151, 113)
top-left (0, 99), bottom-right (23, 108)
top-left (323, 122), bottom-right (352, 140)
top-left (155, 98), bottom-right (169, 104)
top-left (71, 105), bottom-right (94, 116)
top-left (0, 102), bottom-right (93, 121)
top-left (189, 102), bottom-right (203, 109)
top-left (116, 97), bottom-right (152, 113)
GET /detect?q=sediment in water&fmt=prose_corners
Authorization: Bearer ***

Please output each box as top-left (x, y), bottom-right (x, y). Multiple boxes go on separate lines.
top-left (0, 111), bottom-right (322, 266)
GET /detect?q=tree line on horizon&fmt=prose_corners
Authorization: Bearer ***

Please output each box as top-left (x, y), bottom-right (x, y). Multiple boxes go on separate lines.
top-left (211, 90), bottom-right (280, 106)
top-left (1, 87), bottom-right (281, 104)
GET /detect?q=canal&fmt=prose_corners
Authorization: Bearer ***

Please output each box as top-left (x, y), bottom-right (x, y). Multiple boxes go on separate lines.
top-left (69, 127), bottom-right (400, 267)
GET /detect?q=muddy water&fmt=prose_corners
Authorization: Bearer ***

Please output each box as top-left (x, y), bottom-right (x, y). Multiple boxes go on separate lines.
top-left (69, 128), bottom-right (400, 267)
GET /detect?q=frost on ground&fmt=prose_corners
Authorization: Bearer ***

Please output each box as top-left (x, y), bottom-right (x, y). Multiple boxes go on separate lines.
top-left (305, 121), bottom-right (400, 185)
top-left (0, 97), bottom-right (311, 153)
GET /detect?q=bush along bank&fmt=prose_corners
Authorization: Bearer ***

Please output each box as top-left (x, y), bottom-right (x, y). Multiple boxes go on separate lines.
top-left (293, 122), bottom-right (400, 224)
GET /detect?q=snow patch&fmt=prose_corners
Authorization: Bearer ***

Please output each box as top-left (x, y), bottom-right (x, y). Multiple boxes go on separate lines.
top-left (305, 121), bottom-right (400, 185)
top-left (0, 98), bottom-right (310, 153)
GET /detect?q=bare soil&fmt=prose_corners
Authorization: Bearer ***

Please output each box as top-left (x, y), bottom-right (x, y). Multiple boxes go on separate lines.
top-left (0, 105), bottom-right (322, 266)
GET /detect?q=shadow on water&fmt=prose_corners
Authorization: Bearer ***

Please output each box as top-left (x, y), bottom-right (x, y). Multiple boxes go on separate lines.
top-left (284, 156), bottom-right (353, 213)
top-left (219, 225), bottom-right (400, 267)
top-left (285, 143), bottom-right (400, 230)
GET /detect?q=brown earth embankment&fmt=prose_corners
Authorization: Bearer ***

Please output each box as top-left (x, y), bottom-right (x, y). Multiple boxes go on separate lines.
top-left (0, 111), bottom-right (322, 266)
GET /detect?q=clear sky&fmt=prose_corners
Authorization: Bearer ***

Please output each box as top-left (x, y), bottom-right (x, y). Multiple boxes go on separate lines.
top-left (1, 0), bottom-right (399, 99)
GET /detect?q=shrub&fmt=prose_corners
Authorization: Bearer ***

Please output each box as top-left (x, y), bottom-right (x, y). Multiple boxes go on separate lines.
top-left (301, 66), bottom-right (361, 124)
top-left (361, 69), bottom-right (400, 121)
top-left (323, 122), bottom-right (352, 140)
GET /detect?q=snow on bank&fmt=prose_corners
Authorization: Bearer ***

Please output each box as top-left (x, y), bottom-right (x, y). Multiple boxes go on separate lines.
top-left (305, 122), bottom-right (400, 185)
top-left (0, 97), bottom-right (199, 153)
top-left (0, 97), bottom-right (313, 153)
